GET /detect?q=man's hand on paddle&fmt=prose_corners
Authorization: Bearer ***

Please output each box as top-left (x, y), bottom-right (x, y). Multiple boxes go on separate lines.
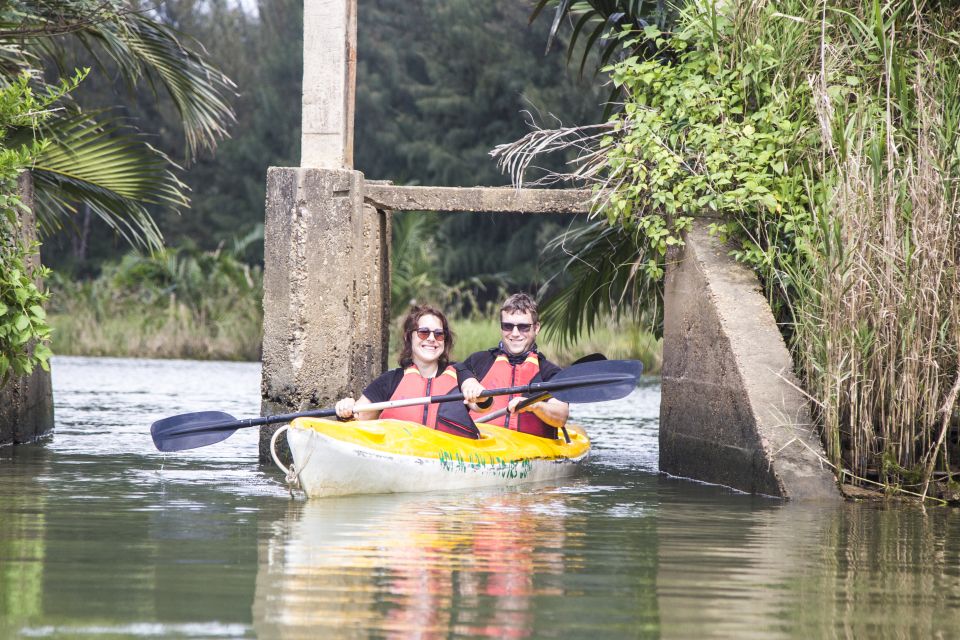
top-left (461, 378), bottom-right (489, 411)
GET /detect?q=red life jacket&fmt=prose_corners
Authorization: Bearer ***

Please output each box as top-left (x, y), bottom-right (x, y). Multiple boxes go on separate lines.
top-left (380, 365), bottom-right (460, 431)
top-left (471, 353), bottom-right (558, 439)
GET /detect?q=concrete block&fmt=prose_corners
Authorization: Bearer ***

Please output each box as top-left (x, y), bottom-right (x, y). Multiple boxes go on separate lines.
top-left (0, 367), bottom-right (54, 446)
top-left (259, 167), bottom-right (389, 463)
top-left (0, 173), bottom-right (54, 446)
top-left (660, 219), bottom-right (839, 500)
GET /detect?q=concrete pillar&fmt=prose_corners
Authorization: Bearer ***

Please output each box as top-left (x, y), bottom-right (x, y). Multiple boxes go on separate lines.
top-left (301, 0), bottom-right (356, 169)
top-left (259, 167), bottom-right (390, 463)
top-left (0, 173), bottom-right (54, 446)
top-left (659, 219), bottom-right (838, 500)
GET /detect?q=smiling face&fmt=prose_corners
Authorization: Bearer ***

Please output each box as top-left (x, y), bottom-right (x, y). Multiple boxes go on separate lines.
top-left (411, 313), bottom-right (445, 367)
top-left (500, 310), bottom-right (540, 356)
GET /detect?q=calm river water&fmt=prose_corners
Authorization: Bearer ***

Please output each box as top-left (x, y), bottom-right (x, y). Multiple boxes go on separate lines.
top-left (2, 356), bottom-right (960, 638)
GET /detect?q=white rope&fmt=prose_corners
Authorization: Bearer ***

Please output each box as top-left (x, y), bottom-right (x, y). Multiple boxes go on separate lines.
top-left (270, 425), bottom-right (296, 483)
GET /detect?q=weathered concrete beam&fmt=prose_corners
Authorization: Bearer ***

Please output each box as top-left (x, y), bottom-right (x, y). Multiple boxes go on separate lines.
top-left (364, 184), bottom-right (592, 214)
top-left (659, 219), bottom-right (839, 500)
top-left (0, 173), bottom-right (54, 446)
top-left (259, 167), bottom-right (390, 462)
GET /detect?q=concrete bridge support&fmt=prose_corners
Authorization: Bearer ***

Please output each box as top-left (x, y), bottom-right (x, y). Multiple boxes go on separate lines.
top-left (659, 220), bottom-right (838, 499)
top-left (263, 0), bottom-right (839, 499)
top-left (0, 173), bottom-right (54, 447)
top-left (259, 167), bottom-right (389, 462)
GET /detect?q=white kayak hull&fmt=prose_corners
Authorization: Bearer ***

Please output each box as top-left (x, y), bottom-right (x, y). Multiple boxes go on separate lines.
top-left (284, 419), bottom-right (589, 498)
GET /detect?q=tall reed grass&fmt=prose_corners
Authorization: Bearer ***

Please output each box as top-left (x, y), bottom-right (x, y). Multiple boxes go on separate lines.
top-left (729, 0), bottom-right (960, 495)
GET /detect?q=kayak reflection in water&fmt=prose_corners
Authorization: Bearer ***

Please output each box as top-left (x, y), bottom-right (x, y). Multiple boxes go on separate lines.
top-left (334, 304), bottom-right (486, 438)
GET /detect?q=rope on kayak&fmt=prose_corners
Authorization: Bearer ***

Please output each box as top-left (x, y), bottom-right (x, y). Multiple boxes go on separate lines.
top-left (270, 425), bottom-right (300, 489)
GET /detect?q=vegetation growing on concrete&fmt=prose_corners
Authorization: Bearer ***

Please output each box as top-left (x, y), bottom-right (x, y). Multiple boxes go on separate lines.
top-left (523, 0), bottom-right (960, 498)
top-left (0, 73), bottom-right (83, 382)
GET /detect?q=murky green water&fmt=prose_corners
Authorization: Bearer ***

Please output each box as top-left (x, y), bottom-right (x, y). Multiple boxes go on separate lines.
top-left (2, 356), bottom-right (960, 638)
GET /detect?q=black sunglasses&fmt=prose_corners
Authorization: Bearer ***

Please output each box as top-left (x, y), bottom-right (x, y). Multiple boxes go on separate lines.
top-left (500, 322), bottom-right (533, 333)
top-left (415, 327), bottom-right (446, 341)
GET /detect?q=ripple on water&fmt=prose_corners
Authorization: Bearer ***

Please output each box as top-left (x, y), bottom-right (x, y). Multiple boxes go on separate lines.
top-left (4, 358), bottom-right (960, 639)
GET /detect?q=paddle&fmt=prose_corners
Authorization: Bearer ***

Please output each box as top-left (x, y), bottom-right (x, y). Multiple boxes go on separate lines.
top-left (475, 353), bottom-right (607, 426)
top-left (475, 352), bottom-right (609, 445)
top-left (151, 358), bottom-right (642, 452)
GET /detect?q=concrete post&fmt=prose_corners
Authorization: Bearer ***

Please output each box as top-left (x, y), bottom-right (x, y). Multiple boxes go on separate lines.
top-left (0, 173), bottom-right (54, 446)
top-left (259, 167), bottom-right (390, 463)
top-left (301, 0), bottom-right (356, 169)
top-left (659, 219), bottom-right (838, 500)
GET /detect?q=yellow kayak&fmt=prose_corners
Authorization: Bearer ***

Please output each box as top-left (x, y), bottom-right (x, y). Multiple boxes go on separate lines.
top-left (275, 418), bottom-right (590, 498)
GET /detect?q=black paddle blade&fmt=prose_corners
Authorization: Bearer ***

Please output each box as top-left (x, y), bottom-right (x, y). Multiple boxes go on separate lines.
top-left (549, 359), bottom-right (643, 403)
top-left (151, 410), bottom-right (237, 452)
top-left (573, 352), bottom-right (607, 364)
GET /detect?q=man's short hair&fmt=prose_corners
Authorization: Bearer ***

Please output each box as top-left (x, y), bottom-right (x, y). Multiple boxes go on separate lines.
top-left (500, 293), bottom-right (538, 324)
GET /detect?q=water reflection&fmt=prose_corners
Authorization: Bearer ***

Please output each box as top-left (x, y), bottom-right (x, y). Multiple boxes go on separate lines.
top-left (4, 358), bottom-right (960, 638)
top-left (0, 451), bottom-right (47, 629)
top-left (651, 490), bottom-right (960, 639)
top-left (254, 486), bottom-right (596, 639)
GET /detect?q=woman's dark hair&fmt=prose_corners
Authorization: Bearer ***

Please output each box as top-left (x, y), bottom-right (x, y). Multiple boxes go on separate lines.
top-left (398, 304), bottom-right (455, 371)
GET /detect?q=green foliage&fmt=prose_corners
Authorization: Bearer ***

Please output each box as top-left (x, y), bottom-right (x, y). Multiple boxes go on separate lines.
top-left (357, 0), bottom-right (603, 188)
top-left (0, 73), bottom-right (84, 382)
top-left (45, 0), bottom-right (608, 313)
top-left (356, 0), bottom-right (607, 305)
top-left (391, 212), bottom-right (506, 320)
top-left (600, 10), bottom-right (814, 289)
top-left (48, 237), bottom-right (263, 360)
top-left (0, 0), bottom-right (235, 252)
top-left (539, 219), bottom-right (667, 345)
top-left (530, 0), bottom-right (676, 77)
top-left (0, 220), bottom-right (53, 383)
top-left (544, 0), bottom-right (960, 494)
top-left (133, 0), bottom-right (300, 259)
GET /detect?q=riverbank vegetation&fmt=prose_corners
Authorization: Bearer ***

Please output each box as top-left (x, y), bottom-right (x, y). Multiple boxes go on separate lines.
top-left (48, 239), bottom-right (263, 361)
top-left (523, 0), bottom-right (960, 497)
top-left (48, 224), bottom-right (662, 370)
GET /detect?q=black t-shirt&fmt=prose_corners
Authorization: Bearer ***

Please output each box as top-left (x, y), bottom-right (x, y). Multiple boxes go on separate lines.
top-left (362, 365), bottom-right (473, 403)
top-left (457, 348), bottom-right (561, 384)
top-left (362, 368), bottom-right (405, 403)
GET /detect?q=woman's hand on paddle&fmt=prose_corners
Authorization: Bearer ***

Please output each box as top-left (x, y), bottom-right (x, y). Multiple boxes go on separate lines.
top-left (335, 397), bottom-right (355, 419)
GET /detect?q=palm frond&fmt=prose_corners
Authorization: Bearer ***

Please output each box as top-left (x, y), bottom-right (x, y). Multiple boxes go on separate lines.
top-left (13, 2), bottom-right (235, 159)
top-left (67, 11), bottom-right (236, 158)
top-left (539, 218), bottom-right (663, 346)
top-left (25, 111), bottom-right (188, 250)
top-left (531, 0), bottom-right (679, 75)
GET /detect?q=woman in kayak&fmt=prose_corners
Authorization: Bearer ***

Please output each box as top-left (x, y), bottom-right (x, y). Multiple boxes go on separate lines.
top-left (334, 304), bottom-right (486, 437)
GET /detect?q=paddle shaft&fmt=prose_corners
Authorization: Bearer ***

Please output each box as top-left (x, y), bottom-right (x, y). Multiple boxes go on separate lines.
top-left (474, 353), bottom-right (606, 428)
top-left (160, 372), bottom-right (633, 437)
top-left (475, 391), bottom-right (552, 424)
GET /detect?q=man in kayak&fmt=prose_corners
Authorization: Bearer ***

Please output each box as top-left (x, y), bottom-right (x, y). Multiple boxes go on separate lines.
top-left (459, 293), bottom-right (569, 438)
top-left (335, 304), bottom-right (485, 438)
